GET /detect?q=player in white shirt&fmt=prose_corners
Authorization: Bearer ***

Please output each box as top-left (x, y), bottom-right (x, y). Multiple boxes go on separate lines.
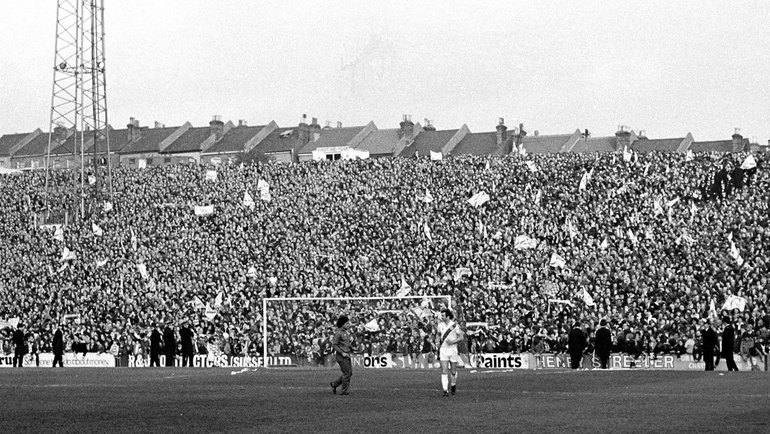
top-left (435, 309), bottom-right (465, 396)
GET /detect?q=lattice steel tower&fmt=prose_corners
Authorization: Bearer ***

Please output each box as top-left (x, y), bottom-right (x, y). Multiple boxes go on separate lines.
top-left (44, 0), bottom-right (112, 221)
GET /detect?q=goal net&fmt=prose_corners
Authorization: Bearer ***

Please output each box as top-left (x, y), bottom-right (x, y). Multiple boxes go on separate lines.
top-left (262, 295), bottom-right (452, 366)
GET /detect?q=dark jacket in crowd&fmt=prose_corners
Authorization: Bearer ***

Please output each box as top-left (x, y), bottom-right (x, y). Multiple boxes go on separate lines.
top-left (568, 326), bottom-right (587, 355)
top-left (150, 328), bottom-right (162, 354)
top-left (180, 325), bottom-right (195, 356)
top-left (721, 324), bottom-right (736, 357)
top-left (53, 329), bottom-right (65, 355)
top-left (13, 328), bottom-right (26, 353)
top-left (594, 326), bottom-right (612, 358)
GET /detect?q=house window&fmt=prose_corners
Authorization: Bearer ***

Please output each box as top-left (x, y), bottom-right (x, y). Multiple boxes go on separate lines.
top-left (128, 158), bottom-right (136, 165)
top-left (146, 158), bottom-right (153, 165)
top-left (164, 157), bottom-right (172, 164)
top-left (325, 154), bottom-right (341, 161)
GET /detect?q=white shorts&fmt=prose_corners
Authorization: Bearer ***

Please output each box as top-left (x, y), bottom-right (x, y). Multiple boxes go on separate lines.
top-left (439, 346), bottom-right (460, 363)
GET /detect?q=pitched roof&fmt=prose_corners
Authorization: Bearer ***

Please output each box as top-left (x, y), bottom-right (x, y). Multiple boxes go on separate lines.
top-left (118, 126), bottom-right (180, 154)
top-left (355, 128), bottom-right (401, 155)
top-left (452, 131), bottom-right (508, 156)
top-left (631, 137), bottom-right (686, 152)
top-left (257, 127), bottom-right (300, 153)
top-left (401, 129), bottom-right (459, 156)
top-left (690, 138), bottom-right (750, 153)
top-left (86, 128), bottom-right (132, 154)
top-left (523, 133), bottom-right (579, 153)
top-left (0, 133), bottom-right (30, 157)
top-left (14, 132), bottom-right (53, 157)
top-left (162, 126), bottom-right (212, 154)
top-left (298, 125), bottom-right (367, 154)
top-left (204, 125), bottom-right (267, 154)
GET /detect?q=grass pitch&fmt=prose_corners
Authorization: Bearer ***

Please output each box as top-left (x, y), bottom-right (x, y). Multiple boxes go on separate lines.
top-left (1, 367), bottom-right (769, 433)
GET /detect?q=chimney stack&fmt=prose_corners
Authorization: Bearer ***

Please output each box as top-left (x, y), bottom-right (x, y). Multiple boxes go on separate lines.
top-left (154, 121), bottom-right (165, 128)
top-left (238, 119), bottom-right (247, 127)
top-left (298, 114), bottom-right (311, 145)
top-left (496, 117), bottom-right (508, 149)
top-left (615, 125), bottom-right (632, 150)
top-left (399, 114), bottom-right (414, 139)
top-left (732, 128), bottom-right (744, 152)
top-left (127, 118), bottom-right (142, 142)
top-left (310, 117), bottom-right (320, 129)
top-left (423, 119), bottom-right (436, 132)
top-left (210, 115), bottom-right (225, 141)
top-left (337, 121), bottom-right (342, 129)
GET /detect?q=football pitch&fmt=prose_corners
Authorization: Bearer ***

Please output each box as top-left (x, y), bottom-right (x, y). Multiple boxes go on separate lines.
top-left (2, 367), bottom-right (769, 433)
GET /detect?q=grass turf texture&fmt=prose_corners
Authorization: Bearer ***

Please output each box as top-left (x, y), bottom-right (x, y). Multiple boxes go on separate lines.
top-left (2, 368), bottom-right (769, 432)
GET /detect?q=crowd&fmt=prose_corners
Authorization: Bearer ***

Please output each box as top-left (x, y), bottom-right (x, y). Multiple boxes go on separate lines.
top-left (0, 150), bottom-right (768, 366)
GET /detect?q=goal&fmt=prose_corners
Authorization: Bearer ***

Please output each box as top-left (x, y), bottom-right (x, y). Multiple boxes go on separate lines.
top-left (261, 295), bottom-right (452, 365)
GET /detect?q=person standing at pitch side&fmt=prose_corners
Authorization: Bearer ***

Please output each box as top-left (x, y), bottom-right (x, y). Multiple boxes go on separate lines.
top-left (330, 315), bottom-right (355, 396)
top-left (594, 319), bottom-right (612, 369)
top-left (436, 309), bottom-right (465, 396)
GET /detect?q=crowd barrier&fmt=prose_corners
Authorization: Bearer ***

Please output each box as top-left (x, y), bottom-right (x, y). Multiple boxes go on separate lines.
top-left (1, 352), bottom-right (765, 371)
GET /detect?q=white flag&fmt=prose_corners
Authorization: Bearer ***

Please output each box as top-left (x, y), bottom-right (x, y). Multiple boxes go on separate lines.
top-left (214, 292), bottom-right (223, 309)
top-left (396, 277), bottom-right (411, 297)
top-left (205, 304), bottom-right (218, 321)
top-left (567, 219), bottom-right (578, 239)
top-left (467, 192), bottom-right (490, 207)
top-left (95, 258), bottom-right (108, 268)
top-left (623, 145), bottom-right (632, 162)
top-left (103, 201), bottom-right (113, 212)
top-left (92, 223), bottom-right (103, 236)
top-left (136, 263), bottom-right (149, 280)
top-left (627, 229), bottom-right (638, 245)
top-left (88, 175), bottom-right (96, 185)
top-left (364, 318), bottom-right (380, 332)
top-left (53, 225), bottom-right (64, 242)
top-left (423, 188), bottom-right (434, 204)
top-left (257, 179), bottom-right (271, 202)
top-left (549, 252), bottom-right (566, 268)
top-left (60, 247), bottom-right (77, 262)
top-left (192, 296), bottom-right (206, 310)
top-left (525, 161), bottom-right (538, 172)
top-left (643, 162), bottom-right (651, 176)
top-left (424, 222), bottom-right (433, 241)
top-left (741, 155), bottom-right (757, 170)
top-left (666, 197), bottom-right (680, 208)
top-left (194, 205), bottom-right (214, 216)
top-left (243, 191), bottom-right (255, 209)
top-left (690, 202), bottom-right (697, 216)
top-left (518, 143), bottom-right (527, 156)
top-left (579, 172), bottom-right (588, 191)
top-left (514, 234), bottom-right (538, 250)
top-left (581, 288), bottom-right (596, 307)
top-left (653, 197), bottom-right (664, 216)
top-left (685, 149), bottom-right (694, 162)
top-left (722, 295), bottom-right (746, 312)
top-left (205, 170), bottom-right (218, 182)
top-left (246, 266), bottom-right (258, 278)
top-left (681, 232), bottom-right (695, 245)
top-left (430, 151), bottom-right (443, 161)
top-left (454, 267), bottom-right (472, 281)
top-left (599, 237), bottom-right (608, 250)
top-left (729, 241), bottom-right (744, 266)
top-left (534, 189), bottom-right (542, 206)
top-left (130, 229), bottom-right (137, 251)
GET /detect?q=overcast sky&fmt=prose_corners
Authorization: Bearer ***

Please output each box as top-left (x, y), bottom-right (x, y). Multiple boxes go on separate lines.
top-left (1, 0), bottom-right (769, 143)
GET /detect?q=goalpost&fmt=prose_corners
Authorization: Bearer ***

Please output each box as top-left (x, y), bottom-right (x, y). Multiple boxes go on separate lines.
top-left (262, 295), bottom-right (452, 366)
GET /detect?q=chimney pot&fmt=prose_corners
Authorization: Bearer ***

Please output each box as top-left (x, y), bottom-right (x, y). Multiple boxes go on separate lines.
top-left (238, 119), bottom-right (247, 127)
top-left (734, 127), bottom-right (741, 136)
top-left (337, 121), bottom-right (342, 129)
top-left (499, 117), bottom-right (504, 125)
